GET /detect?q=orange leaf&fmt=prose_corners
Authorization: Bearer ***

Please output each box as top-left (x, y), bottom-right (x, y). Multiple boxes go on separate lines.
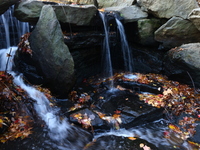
top-left (128, 137), bottom-right (137, 140)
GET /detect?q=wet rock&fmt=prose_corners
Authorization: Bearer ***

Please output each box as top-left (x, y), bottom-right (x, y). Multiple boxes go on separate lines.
top-left (155, 17), bottom-right (200, 49)
top-left (137, 0), bottom-right (198, 19)
top-left (84, 135), bottom-right (159, 150)
top-left (164, 43), bottom-right (200, 87)
top-left (131, 47), bottom-right (165, 73)
top-left (66, 125), bottom-right (93, 149)
top-left (104, 5), bottom-right (148, 23)
top-left (0, 0), bottom-right (18, 15)
top-left (188, 122), bottom-right (200, 146)
top-left (117, 80), bottom-right (163, 94)
top-left (29, 5), bottom-right (75, 97)
top-left (188, 8), bottom-right (200, 31)
top-left (93, 90), bottom-right (164, 128)
top-left (69, 108), bottom-right (107, 129)
top-left (64, 31), bottom-right (105, 49)
top-left (0, 125), bottom-right (93, 150)
top-left (14, 52), bottom-right (44, 85)
top-left (71, 47), bottom-right (102, 83)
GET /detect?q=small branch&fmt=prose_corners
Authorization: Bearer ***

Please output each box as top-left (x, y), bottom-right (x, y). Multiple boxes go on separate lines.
top-left (186, 71), bottom-right (198, 94)
top-left (5, 48), bottom-right (12, 73)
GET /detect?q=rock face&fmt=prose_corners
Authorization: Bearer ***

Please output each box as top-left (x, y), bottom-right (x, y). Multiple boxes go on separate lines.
top-left (98, 0), bottom-right (135, 8)
top-left (105, 5), bottom-right (148, 23)
top-left (14, 0), bottom-right (97, 25)
top-left (155, 17), bottom-right (200, 49)
top-left (52, 5), bottom-right (97, 25)
top-left (70, 108), bottom-right (107, 128)
top-left (29, 5), bottom-right (75, 97)
top-left (137, 0), bottom-right (198, 19)
top-left (93, 88), bottom-right (163, 128)
top-left (137, 18), bottom-right (164, 46)
top-left (164, 43), bottom-right (200, 87)
top-left (0, 0), bottom-right (18, 15)
top-left (14, 1), bottom-right (45, 22)
top-left (188, 8), bottom-right (200, 31)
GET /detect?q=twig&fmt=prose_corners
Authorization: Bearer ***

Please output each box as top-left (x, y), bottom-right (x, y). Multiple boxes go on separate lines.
top-left (5, 48), bottom-right (12, 73)
top-left (186, 71), bottom-right (198, 94)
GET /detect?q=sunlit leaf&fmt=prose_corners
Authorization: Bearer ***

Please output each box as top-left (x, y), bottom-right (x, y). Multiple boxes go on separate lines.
top-left (128, 137), bottom-right (137, 140)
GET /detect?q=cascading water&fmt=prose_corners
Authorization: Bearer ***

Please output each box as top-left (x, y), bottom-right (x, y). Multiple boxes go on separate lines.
top-left (115, 18), bottom-right (134, 72)
top-left (99, 13), bottom-right (113, 77)
top-left (0, 6), bottom-right (196, 150)
top-left (99, 12), bottom-right (134, 89)
top-left (99, 12), bottom-right (134, 78)
top-left (0, 6), bottom-right (72, 147)
top-left (0, 6), bottom-right (29, 48)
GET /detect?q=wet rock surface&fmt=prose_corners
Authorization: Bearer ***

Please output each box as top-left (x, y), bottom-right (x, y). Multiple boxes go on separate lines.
top-left (84, 135), bottom-right (159, 150)
top-left (0, 125), bottom-right (93, 150)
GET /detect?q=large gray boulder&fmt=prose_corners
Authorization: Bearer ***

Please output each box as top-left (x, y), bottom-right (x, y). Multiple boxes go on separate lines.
top-left (98, 0), bottom-right (135, 8)
top-left (52, 5), bottom-right (97, 25)
top-left (29, 5), bottom-right (75, 97)
top-left (105, 5), bottom-right (148, 23)
top-left (137, 0), bottom-right (198, 19)
top-left (168, 43), bottom-right (200, 71)
top-left (0, 0), bottom-right (18, 15)
top-left (14, 0), bottom-right (45, 22)
top-left (155, 16), bottom-right (200, 49)
top-left (188, 8), bottom-right (200, 31)
top-left (164, 43), bottom-right (200, 87)
top-left (14, 0), bottom-right (97, 25)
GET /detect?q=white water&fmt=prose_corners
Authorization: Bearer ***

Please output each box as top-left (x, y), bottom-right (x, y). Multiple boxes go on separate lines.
top-left (0, 7), bottom-right (71, 143)
top-left (0, 6), bottom-right (29, 48)
top-left (0, 7), bottom-right (194, 150)
top-left (99, 13), bottom-right (134, 89)
top-left (99, 12), bottom-right (114, 89)
top-left (0, 47), bottom-right (70, 142)
top-left (115, 18), bottom-right (134, 72)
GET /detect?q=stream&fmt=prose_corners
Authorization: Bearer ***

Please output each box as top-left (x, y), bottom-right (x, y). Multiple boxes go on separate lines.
top-left (0, 6), bottom-right (199, 150)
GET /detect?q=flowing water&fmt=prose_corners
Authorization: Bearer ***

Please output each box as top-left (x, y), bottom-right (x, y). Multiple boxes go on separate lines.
top-left (0, 7), bottom-right (196, 150)
top-left (0, 7), bottom-right (29, 48)
top-left (99, 13), bottom-right (134, 89)
top-left (0, 7), bottom-right (73, 149)
top-left (115, 18), bottom-right (134, 72)
top-left (99, 12), bottom-right (114, 88)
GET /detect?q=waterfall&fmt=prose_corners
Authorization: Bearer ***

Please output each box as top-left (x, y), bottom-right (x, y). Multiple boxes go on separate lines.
top-left (0, 6), bottom-right (29, 49)
top-left (0, 7), bottom-right (71, 143)
top-left (115, 18), bottom-right (133, 72)
top-left (99, 12), bottom-right (134, 89)
top-left (99, 12), bottom-right (113, 78)
top-left (99, 12), bottom-right (114, 88)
